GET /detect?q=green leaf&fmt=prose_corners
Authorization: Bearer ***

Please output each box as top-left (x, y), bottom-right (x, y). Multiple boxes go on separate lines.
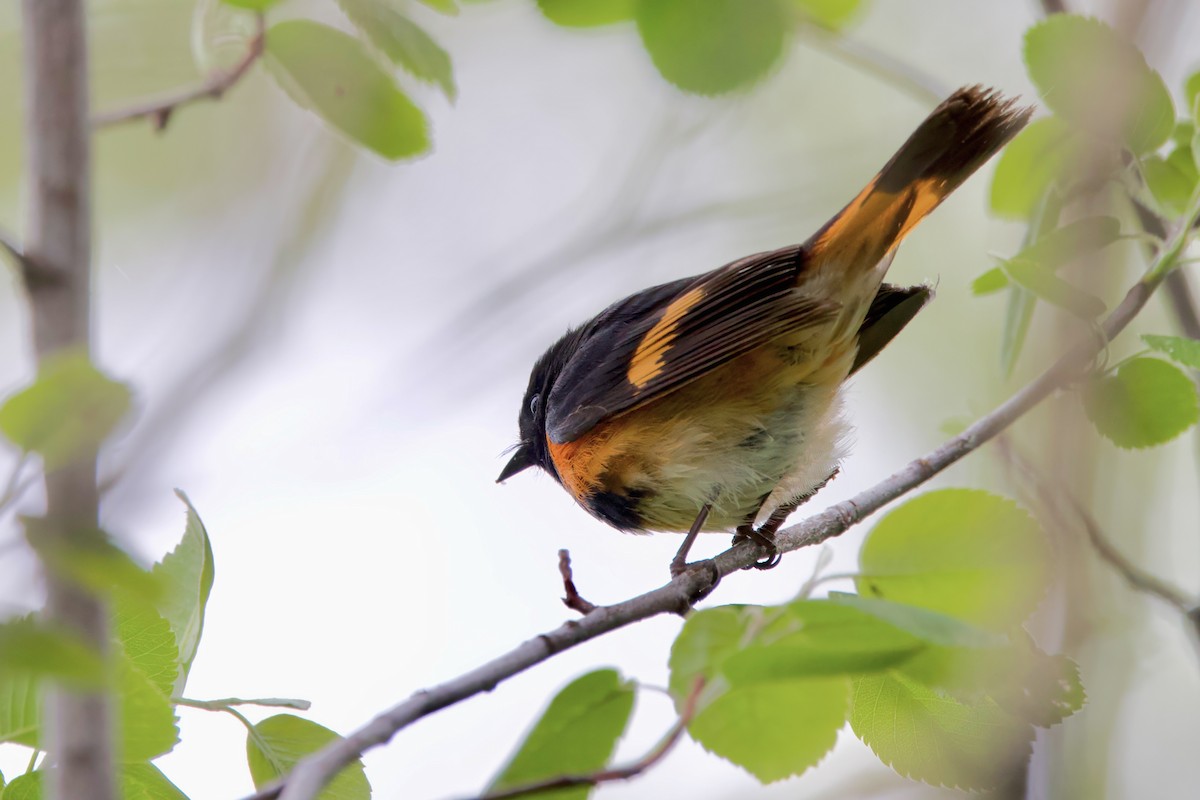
top-left (856, 489), bottom-right (1051, 630)
top-left (417, 0), bottom-right (458, 14)
top-left (0, 617), bottom-right (105, 687)
top-left (247, 715), bottom-right (370, 800)
top-left (1000, 258), bottom-right (1106, 319)
top-left (989, 117), bottom-right (1072, 220)
top-left (971, 267), bottom-right (1008, 295)
top-left (487, 669), bottom-right (634, 798)
top-left (1000, 188), bottom-right (1062, 375)
top-left (668, 605), bottom-right (755, 699)
top-left (1083, 357), bottom-right (1199, 448)
top-left (121, 763), bottom-right (190, 800)
top-left (113, 599), bottom-right (180, 700)
top-left (153, 491), bottom-right (215, 697)
top-left (689, 677), bottom-right (849, 783)
top-left (0, 351), bottom-right (131, 471)
top-left (1186, 70), bottom-right (1200, 124)
top-left (0, 764), bottom-right (189, 800)
top-left (1142, 145), bottom-right (1199, 217)
top-left (536, 0), bottom-right (634, 27)
top-left (1143, 334), bottom-right (1200, 369)
top-left (721, 600), bottom-right (925, 683)
top-left (851, 671), bottom-right (1033, 790)
top-left (1024, 15), bottom-right (1174, 154)
top-left (23, 522), bottom-right (163, 606)
top-left (2, 771), bottom-right (41, 800)
top-left (338, 0), bottom-right (457, 100)
top-left (117, 651), bottom-right (180, 760)
top-left (0, 670), bottom-right (40, 747)
top-left (790, 0), bottom-right (865, 30)
top-left (1022, 652), bottom-right (1085, 728)
top-left (265, 20), bottom-right (430, 159)
top-left (635, 0), bottom-right (788, 95)
top-left (221, 0), bottom-right (284, 10)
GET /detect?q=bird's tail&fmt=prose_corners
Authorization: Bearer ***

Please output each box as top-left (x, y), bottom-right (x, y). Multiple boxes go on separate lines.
top-left (804, 86), bottom-right (1032, 272)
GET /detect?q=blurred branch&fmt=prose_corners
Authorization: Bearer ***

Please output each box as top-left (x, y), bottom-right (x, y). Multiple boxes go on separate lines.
top-left (91, 13), bottom-right (265, 131)
top-left (467, 677), bottom-right (705, 800)
top-left (251, 193), bottom-right (1200, 800)
top-left (21, 0), bottom-right (116, 798)
top-left (177, 696), bottom-right (312, 711)
top-left (0, 227), bottom-right (28, 273)
top-left (797, 28), bottom-right (948, 106)
top-left (1130, 197), bottom-right (1200, 341)
top-left (1038, 0), bottom-right (1069, 15)
top-left (997, 437), bottom-right (1200, 647)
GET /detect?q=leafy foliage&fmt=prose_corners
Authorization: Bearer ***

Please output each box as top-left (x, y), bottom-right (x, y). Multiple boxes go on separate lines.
top-left (247, 715), bottom-right (371, 800)
top-left (0, 351), bottom-right (131, 471)
top-left (265, 20), bottom-right (430, 160)
top-left (486, 669), bottom-right (635, 798)
top-left (339, 0), bottom-right (457, 101)
top-left (536, 0), bottom-right (635, 27)
top-left (989, 118), bottom-right (1072, 220)
top-left (1143, 334), bottom-right (1200, 370)
top-left (1024, 15), bottom-right (1174, 154)
top-left (1083, 357), bottom-right (1200, 448)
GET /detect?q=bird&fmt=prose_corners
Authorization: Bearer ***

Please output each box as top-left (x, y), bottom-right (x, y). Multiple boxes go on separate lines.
top-left (498, 86), bottom-right (1031, 572)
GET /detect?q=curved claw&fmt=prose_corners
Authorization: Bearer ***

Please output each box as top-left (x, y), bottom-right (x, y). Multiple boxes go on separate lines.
top-left (752, 549), bottom-right (782, 570)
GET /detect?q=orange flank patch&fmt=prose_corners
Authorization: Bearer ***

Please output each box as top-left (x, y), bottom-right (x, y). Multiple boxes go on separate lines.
top-left (627, 286), bottom-right (706, 389)
top-left (547, 431), bottom-right (607, 501)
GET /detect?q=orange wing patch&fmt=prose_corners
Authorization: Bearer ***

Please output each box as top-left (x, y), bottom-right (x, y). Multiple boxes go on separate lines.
top-left (627, 286), bottom-right (706, 389)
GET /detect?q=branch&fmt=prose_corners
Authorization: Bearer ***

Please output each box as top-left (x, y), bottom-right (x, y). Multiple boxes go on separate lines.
top-left (251, 192), bottom-right (1200, 800)
top-left (1130, 197), bottom-right (1200, 341)
top-left (467, 677), bottom-right (706, 800)
top-left (91, 14), bottom-right (265, 131)
top-left (1038, 0), bottom-right (1069, 15)
top-left (557, 550), bottom-right (596, 615)
top-left (21, 0), bottom-right (114, 798)
top-left (797, 28), bottom-right (948, 106)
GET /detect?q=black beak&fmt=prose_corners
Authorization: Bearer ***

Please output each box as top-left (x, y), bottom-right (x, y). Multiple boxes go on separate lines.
top-left (496, 444), bottom-right (535, 483)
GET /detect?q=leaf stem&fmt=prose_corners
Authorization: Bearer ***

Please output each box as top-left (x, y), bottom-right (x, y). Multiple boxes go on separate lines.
top-left (25, 747), bottom-right (41, 774)
top-left (796, 27), bottom-right (947, 106)
top-left (176, 696), bottom-right (312, 712)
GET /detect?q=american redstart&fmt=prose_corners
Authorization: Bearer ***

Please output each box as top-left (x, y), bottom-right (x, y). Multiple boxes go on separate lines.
top-left (499, 86), bottom-right (1031, 569)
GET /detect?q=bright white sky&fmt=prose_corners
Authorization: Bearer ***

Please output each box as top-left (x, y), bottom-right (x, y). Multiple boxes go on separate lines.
top-left (2, 1), bottom-right (1199, 798)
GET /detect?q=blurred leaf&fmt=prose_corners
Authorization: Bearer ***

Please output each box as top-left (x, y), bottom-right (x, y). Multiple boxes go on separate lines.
top-left (668, 605), bottom-right (755, 699)
top-left (1172, 120), bottom-right (1195, 146)
top-left (856, 489), bottom-right (1050, 631)
top-left (113, 599), bottom-right (180, 700)
top-left (0, 764), bottom-right (189, 800)
top-left (1001, 188), bottom-right (1062, 374)
top-left (417, 0), bottom-right (459, 14)
top-left (247, 715), bottom-right (370, 800)
top-left (122, 763), bottom-right (190, 800)
top-left (1083, 357), bottom-right (1199, 448)
top-left (635, 0), bottom-right (788, 95)
top-left (153, 491), bottom-right (216, 696)
top-left (536, 0), bottom-right (633, 27)
top-left (1143, 334), bottom-right (1200, 369)
top-left (989, 118), bottom-right (1071, 220)
top-left (0, 351), bottom-right (131, 471)
top-left (1024, 15), bottom-right (1173, 154)
top-left (826, 594), bottom-right (1005, 649)
top-left (338, 0), bottom-right (457, 100)
top-left (118, 652), bottom-right (179, 760)
top-left (0, 671), bottom-right (40, 747)
top-left (24, 522), bottom-right (163, 605)
top-left (851, 671), bottom-right (1033, 790)
top-left (790, 0), bottom-right (865, 30)
top-left (2, 771), bottom-right (39, 800)
top-left (689, 677), bottom-right (848, 783)
top-left (1142, 146), bottom-right (1199, 217)
top-left (1000, 258), bottom-right (1106, 319)
top-left (487, 669), bottom-right (634, 798)
top-left (1186, 70), bottom-right (1200, 123)
top-left (265, 20), bottom-right (429, 159)
top-left (972, 267), bottom-right (1008, 295)
top-left (0, 617), bottom-right (104, 687)
top-left (221, 0), bottom-right (284, 9)
top-left (721, 600), bottom-right (925, 683)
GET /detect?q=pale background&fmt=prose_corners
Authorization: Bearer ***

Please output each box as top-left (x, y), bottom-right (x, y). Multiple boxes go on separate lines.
top-left (1, 0), bottom-right (1199, 797)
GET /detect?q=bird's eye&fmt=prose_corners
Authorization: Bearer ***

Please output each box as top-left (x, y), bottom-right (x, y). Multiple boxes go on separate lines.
top-left (529, 393), bottom-right (540, 416)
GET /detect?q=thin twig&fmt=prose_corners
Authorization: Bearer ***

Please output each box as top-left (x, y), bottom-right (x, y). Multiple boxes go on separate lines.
top-left (797, 27), bottom-right (948, 106)
top-left (467, 677), bottom-right (706, 800)
top-left (557, 550), bottom-right (596, 615)
top-left (91, 14), bottom-right (265, 130)
top-left (176, 696), bottom-right (312, 712)
top-left (250, 193), bottom-right (1200, 800)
